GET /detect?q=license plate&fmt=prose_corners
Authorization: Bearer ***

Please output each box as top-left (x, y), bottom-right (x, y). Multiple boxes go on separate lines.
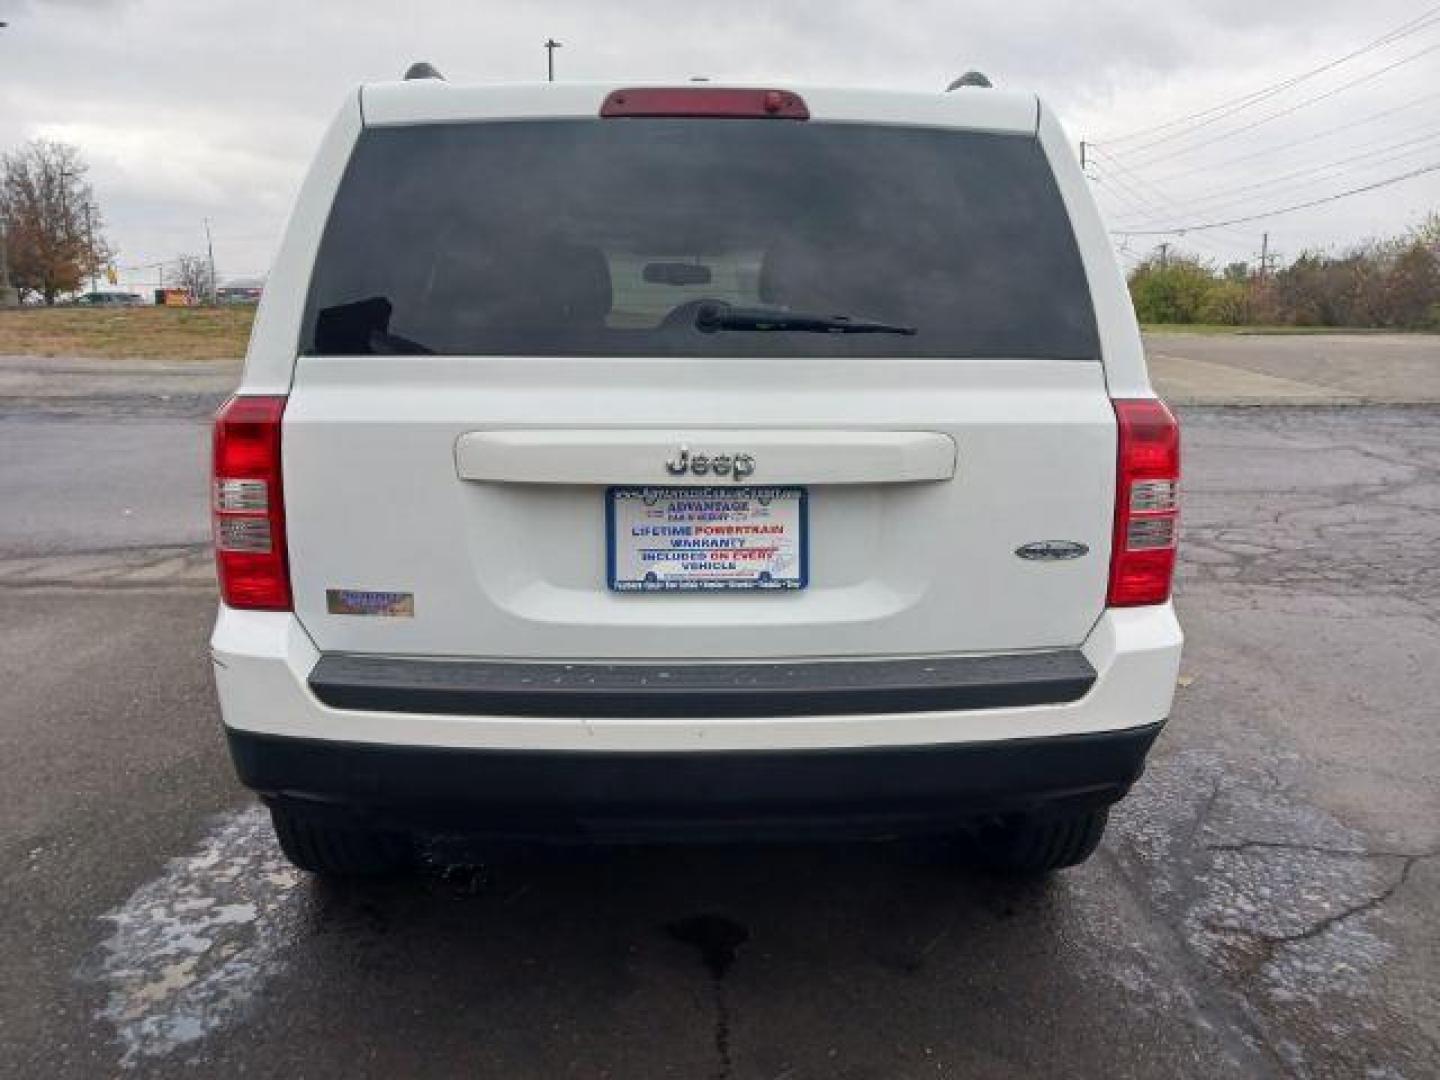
top-left (607, 486), bottom-right (808, 592)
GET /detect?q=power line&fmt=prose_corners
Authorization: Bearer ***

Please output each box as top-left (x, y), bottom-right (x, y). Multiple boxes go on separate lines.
top-left (1113, 39), bottom-right (1440, 170)
top-left (1088, 146), bottom-right (1257, 246)
top-left (1140, 87), bottom-right (1440, 188)
top-left (1088, 147), bottom-right (1172, 213)
top-left (1088, 146), bottom-right (1222, 219)
top-left (1102, 6), bottom-right (1440, 148)
top-left (1110, 126), bottom-right (1440, 226)
top-left (1092, 87), bottom-right (1440, 248)
top-left (1091, 165), bottom-right (1170, 218)
top-left (1108, 160), bottom-right (1440, 235)
top-left (1093, 178), bottom-right (1233, 256)
top-left (1094, 4), bottom-right (1440, 146)
top-left (1119, 129), bottom-right (1440, 224)
top-left (1116, 245), bottom-right (1143, 268)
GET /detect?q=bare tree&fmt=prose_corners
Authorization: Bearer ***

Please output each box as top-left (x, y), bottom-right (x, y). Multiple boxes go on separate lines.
top-left (1414, 211), bottom-right (1440, 252)
top-left (1383, 242), bottom-right (1440, 329)
top-left (167, 254), bottom-right (212, 303)
top-left (0, 140), bottom-right (113, 304)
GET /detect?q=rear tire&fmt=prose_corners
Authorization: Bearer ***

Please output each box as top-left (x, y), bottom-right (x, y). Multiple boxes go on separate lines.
top-left (269, 806), bottom-right (414, 876)
top-left (974, 807), bottom-right (1109, 874)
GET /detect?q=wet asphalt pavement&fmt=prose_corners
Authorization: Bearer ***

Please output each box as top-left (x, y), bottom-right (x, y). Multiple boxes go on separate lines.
top-left (1, 362), bottom-right (1437, 1078)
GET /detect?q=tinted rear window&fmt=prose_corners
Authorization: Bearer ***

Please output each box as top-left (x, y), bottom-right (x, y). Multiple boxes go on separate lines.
top-left (302, 120), bottom-right (1098, 359)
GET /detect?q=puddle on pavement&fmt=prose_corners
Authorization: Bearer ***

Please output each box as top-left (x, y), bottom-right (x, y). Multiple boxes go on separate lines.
top-left (77, 745), bottom-right (1423, 1076)
top-left (79, 807), bottom-right (309, 1069)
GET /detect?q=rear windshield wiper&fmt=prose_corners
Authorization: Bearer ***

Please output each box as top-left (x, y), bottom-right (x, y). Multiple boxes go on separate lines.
top-left (696, 302), bottom-right (916, 336)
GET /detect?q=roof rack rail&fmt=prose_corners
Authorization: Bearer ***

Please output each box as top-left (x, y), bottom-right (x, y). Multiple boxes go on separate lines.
top-left (404, 61), bottom-right (445, 81)
top-left (946, 71), bottom-right (993, 91)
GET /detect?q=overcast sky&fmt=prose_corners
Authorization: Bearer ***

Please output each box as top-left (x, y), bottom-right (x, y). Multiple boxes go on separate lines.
top-left (2, 0), bottom-right (1438, 287)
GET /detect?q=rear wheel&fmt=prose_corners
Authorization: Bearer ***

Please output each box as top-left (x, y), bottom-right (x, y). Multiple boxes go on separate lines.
top-left (269, 806), bottom-right (414, 877)
top-left (973, 807), bottom-right (1109, 874)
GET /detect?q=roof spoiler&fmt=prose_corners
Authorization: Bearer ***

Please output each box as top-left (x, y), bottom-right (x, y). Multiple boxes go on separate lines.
top-left (404, 61), bottom-right (445, 81)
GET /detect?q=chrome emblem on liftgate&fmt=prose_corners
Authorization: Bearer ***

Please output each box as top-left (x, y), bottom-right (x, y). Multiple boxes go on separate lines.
top-left (1015, 540), bottom-right (1090, 561)
top-left (664, 445), bottom-right (757, 480)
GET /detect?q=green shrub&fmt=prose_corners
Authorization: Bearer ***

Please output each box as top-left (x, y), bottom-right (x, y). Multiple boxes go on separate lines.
top-left (1198, 278), bottom-right (1250, 325)
top-left (1127, 256), bottom-right (1216, 324)
top-left (1125, 220), bottom-right (1440, 329)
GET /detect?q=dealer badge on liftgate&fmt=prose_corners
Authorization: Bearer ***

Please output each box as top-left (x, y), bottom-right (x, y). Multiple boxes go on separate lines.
top-left (325, 589), bottom-right (415, 617)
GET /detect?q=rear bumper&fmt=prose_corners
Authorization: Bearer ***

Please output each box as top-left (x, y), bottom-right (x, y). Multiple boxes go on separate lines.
top-left (307, 650), bottom-right (1097, 718)
top-left (213, 604), bottom-right (1180, 837)
top-left (230, 722), bottom-right (1164, 840)
top-left (211, 604), bottom-right (1182, 753)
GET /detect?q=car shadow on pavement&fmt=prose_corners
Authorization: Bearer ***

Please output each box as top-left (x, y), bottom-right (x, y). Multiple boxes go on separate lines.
top-left (239, 838), bottom-right (1253, 1079)
top-left (84, 800), bottom-right (1270, 1077)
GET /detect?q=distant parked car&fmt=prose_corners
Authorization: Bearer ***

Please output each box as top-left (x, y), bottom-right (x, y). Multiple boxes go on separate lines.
top-left (76, 291), bottom-right (144, 306)
top-left (154, 288), bottom-right (195, 307)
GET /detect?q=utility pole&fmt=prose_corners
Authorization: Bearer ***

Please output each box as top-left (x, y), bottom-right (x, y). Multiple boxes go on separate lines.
top-left (1079, 140), bottom-right (1087, 171)
top-left (544, 38), bottom-right (561, 82)
top-left (56, 164), bottom-right (76, 302)
top-left (57, 165), bottom-right (72, 237)
top-left (1, 24), bottom-right (24, 305)
top-left (1158, 241), bottom-right (1170, 268)
top-left (203, 217), bottom-right (217, 305)
top-left (0, 218), bottom-right (17, 308)
top-left (83, 201), bottom-right (97, 292)
top-left (1256, 232), bottom-right (1280, 279)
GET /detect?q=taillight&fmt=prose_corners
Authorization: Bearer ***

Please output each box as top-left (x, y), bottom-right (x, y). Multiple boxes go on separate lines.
top-left (1108, 398), bottom-right (1180, 607)
top-left (212, 395), bottom-right (291, 610)
top-left (600, 87), bottom-right (810, 119)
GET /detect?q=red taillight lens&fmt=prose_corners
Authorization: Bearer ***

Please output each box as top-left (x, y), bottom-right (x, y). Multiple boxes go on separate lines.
top-left (1108, 398), bottom-right (1180, 607)
top-left (600, 87), bottom-right (810, 119)
top-left (212, 395), bottom-right (291, 610)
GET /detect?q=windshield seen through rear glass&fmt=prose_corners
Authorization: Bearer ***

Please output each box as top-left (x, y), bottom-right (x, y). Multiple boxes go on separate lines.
top-left (302, 119), bottom-right (1099, 359)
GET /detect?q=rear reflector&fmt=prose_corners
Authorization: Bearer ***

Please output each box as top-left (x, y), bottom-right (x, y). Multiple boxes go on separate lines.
top-left (600, 87), bottom-right (810, 119)
top-left (212, 395), bottom-right (291, 610)
top-left (1108, 398), bottom-right (1180, 607)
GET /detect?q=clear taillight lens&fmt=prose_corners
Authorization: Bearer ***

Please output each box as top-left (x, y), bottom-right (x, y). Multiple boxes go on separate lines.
top-left (212, 395), bottom-right (291, 610)
top-left (214, 478), bottom-right (269, 512)
top-left (1130, 479), bottom-right (1178, 513)
top-left (1108, 398), bottom-right (1180, 607)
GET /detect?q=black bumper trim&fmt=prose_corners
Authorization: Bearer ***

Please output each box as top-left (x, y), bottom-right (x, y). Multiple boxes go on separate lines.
top-left (227, 723), bottom-right (1163, 840)
top-left (307, 650), bottom-right (1097, 719)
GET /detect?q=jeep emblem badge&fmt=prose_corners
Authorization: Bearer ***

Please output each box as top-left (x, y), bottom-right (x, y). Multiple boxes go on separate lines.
top-left (665, 445), bottom-right (756, 481)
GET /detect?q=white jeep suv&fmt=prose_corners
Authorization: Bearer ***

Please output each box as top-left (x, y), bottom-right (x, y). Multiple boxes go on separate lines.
top-left (210, 72), bottom-right (1182, 876)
